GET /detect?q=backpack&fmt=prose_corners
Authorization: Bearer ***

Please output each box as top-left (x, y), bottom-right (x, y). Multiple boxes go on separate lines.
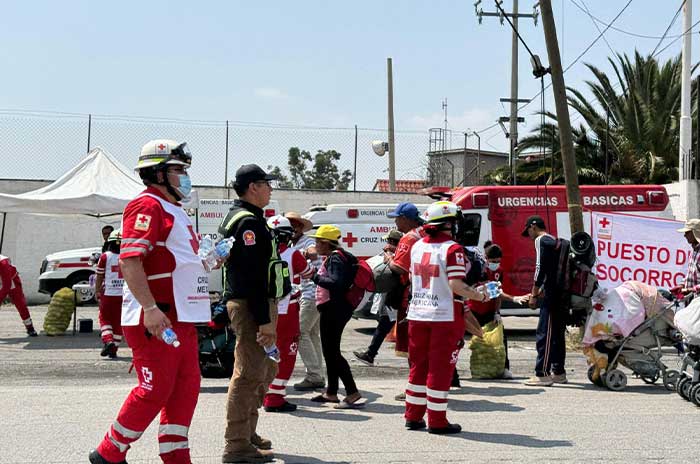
top-left (464, 246), bottom-right (487, 286)
top-left (554, 233), bottom-right (598, 326)
top-left (335, 249), bottom-right (376, 310)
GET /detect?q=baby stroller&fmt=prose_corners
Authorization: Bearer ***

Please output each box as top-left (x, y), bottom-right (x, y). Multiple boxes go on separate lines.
top-left (583, 281), bottom-right (682, 391)
top-left (672, 295), bottom-right (700, 404)
top-left (197, 300), bottom-right (236, 378)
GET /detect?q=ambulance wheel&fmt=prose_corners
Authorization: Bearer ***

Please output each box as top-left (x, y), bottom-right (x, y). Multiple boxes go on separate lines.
top-left (663, 370), bottom-right (681, 391)
top-left (604, 369), bottom-right (627, 391)
top-left (677, 377), bottom-right (692, 401)
top-left (690, 384), bottom-right (700, 407)
top-left (587, 366), bottom-right (605, 387)
top-left (67, 271), bottom-right (96, 304)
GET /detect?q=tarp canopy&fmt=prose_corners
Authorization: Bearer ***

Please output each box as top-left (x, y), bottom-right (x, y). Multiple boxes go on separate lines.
top-left (0, 147), bottom-right (143, 216)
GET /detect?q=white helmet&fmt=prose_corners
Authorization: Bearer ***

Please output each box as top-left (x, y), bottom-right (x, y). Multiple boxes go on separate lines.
top-left (267, 215), bottom-right (294, 234)
top-left (423, 201), bottom-right (460, 225)
top-left (135, 139), bottom-right (192, 170)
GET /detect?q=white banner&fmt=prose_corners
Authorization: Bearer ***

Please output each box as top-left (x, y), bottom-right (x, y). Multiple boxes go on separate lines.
top-left (592, 212), bottom-right (688, 290)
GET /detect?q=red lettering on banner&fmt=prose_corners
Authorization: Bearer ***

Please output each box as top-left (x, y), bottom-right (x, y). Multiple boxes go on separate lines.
top-left (596, 263), bottom-right (686, 288)
top-left (677, 249), bottom-right (689, 265)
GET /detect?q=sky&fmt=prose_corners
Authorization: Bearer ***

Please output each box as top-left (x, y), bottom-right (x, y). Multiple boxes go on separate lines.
top-left (0, 0), bottom-right (696, 188)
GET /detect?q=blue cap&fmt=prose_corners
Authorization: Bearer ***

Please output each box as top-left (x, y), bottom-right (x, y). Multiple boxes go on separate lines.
top-left (387, 202), bottom-right (420, 220)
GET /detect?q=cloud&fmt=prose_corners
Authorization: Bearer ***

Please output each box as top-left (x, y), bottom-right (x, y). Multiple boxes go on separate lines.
top-left (254, 87), bottom-right (290, 100)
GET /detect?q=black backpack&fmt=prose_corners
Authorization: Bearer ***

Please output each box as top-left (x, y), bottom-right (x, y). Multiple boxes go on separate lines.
top-left (464, 246), bottom-right (486, 286)
top-left (555, 233), bottom-right (598, 326)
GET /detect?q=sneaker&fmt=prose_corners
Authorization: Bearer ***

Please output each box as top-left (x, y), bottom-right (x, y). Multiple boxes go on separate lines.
top-left (293, 379), bottom-right (325, 391)
top-left (550, 373), bottom-right (568, 384)
top-left (353, 350), bottom-right (375, 366)
top-left (405, 420), bottom-right (426, 430)
top-left (89, 449), bottom-right (127, 464)
top-left (100, 342), bottom-right (115, 358)
top-left (250, 433), bottom-right (272, 450)
top-left (501, 369), bottom-right (514, 380)
top-left (524, 376), bottom-right (554, 387)
top-left (264, 401), bottom-right (297, 413)
top-left (108, 344), bottom-right (118, 359)
top-left (428, 423), bottom-right (462, 435)
top-left (394, 392), bottom-right (406, 401)
top-left (222, 444), bottom-right (274, 463)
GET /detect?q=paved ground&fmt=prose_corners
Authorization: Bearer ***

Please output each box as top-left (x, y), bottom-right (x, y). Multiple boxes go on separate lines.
top-left (1, 304), bottom-right (699, 463)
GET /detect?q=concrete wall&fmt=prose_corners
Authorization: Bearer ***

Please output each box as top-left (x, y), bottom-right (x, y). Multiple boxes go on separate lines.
top-left (0, 179), bottom-right (421, 303)
top-left (664, 180), bottom-right (700, 222)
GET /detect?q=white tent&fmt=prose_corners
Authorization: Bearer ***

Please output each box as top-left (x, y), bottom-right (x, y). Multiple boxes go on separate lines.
top-left (0, 147), bottom-right (143, 216)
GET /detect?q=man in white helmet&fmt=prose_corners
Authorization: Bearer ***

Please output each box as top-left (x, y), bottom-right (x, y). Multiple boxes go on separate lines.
top-left (404, 201), bottom-right (488, 435)
top-left (90, 140), bottom-right (210, 464)
top-left (262, 215), bottom-right (314, 413)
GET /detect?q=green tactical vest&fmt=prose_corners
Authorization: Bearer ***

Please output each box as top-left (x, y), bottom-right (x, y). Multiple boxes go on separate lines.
top-left (218, 208), bottom-right (291, 299)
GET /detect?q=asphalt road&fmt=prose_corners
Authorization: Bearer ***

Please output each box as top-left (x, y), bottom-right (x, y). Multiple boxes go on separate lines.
top-left (1, 304), bottom-right (699, 463)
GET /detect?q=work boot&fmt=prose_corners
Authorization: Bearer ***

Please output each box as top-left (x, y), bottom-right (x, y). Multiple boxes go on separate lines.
top-left (26, 326), bottom-right (38, 337)
top-left (428, 423), bottom-right (462, 435)
top-left (263, 401), bottom-right (297, 413)
top-left (88, 449), bottom-right (127, 464)
top-left (108, 344), bottom-right (119, 359)
top-left (405, 420), bottom-right (426, 430)
top-left (222, 444), bottom-right (274, 463)
top-left (250, 433), bottom-right (272, 450)
top-left (353, 350), bottom-right (375, 366)
top-left (100, 342), bottom-right (116, 358)
top-left (293, 378), bottom-right (325, 391)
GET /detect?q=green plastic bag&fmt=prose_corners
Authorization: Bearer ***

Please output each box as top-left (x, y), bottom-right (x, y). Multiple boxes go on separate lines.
top-left (468, 321), bottom-right (506, 379)
top-left (43, 288), bottom-right (76, 335)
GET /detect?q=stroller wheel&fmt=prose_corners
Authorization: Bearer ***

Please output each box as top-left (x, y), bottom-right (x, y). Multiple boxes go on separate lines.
top-left (587, 366), bottom-right (605, 387)
top-left (690, 384), bottom-right (700, 407)
top-left (663, 370), bottom-right (681, 391)
top-left (604, 369), bottom-right (627, 391)
top-left (677, 377), bottom-right (692, 401)
top-left (640, 373), bottom-right (659, 385)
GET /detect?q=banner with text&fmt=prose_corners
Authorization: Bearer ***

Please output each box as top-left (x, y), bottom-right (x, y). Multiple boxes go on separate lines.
top-left (592, 212), bottom-right (688, 290)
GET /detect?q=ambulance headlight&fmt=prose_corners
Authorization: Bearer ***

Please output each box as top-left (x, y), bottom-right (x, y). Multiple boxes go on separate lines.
top-left (45, 260), bottom-right (60, 272)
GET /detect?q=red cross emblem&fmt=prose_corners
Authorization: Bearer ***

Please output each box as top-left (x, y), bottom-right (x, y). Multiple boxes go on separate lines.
top-left (110, 264), bottom-right (123, 278)
top-left (413, 252), bottom-right (440, 289)
top-left (342, 232), bottom-right (358, 248)
top-left (599, 217), bottom-right (610, 228)
top-left (272, 218), bottom-right (281, 226)
top-left (158, 144), bottom-right (166, 150)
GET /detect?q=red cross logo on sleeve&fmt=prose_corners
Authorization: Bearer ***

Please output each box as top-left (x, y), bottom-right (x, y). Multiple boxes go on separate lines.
top-left (413, 252), bottom-right (440, 289)
top-left (342, 232), bottom-right (358, 248)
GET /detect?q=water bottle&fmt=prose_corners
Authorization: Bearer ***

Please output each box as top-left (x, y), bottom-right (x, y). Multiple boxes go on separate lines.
top-left (215, 237), bottom-right (235, 259)
top-left (198, 236), bottom-right (217, 271)
top-left (264, 344), bottom-right (281, 363)
top-left (485, 281), bottom-right (502, 299)
top-left (161, 328), bottom-right (181, 348)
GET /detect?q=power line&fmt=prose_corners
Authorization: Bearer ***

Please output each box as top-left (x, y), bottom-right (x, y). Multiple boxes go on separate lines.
top-left (580, 0), bottom-right (615, 56)
top-left (568, 0), bottom-right (687, 39)
top-left (650, 1), bottom-right (684, 57)
top-left (653, 18), bottom-right (700, 58)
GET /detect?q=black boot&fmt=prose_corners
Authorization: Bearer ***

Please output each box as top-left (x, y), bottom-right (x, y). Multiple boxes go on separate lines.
top-left (428, 423), bottom-right (462, 435)
top-left (88, 449), bottom-right (127, 464)
top-left (451, 368), bottom-right (461, 388)
top-left (405, 420), bottom-right (426, 430)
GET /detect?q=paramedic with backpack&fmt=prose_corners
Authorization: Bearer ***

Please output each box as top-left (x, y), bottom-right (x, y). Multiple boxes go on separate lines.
top-left (521, 215), bottom-right (567, 387)
top-left (219, 164), bottom-right (281, 463)
top-left (0, 254), bottom-right (37, 337)
top-left (95, 229), bottom-right (124, 359)
top-left (309, 225), bottom-right (363, 409)
top-left (90, 140), bottom-right (210, 464)
top-left (263, 215), bottom-right (314, 413)
top-left (404, 201), bottom-right (490, 434)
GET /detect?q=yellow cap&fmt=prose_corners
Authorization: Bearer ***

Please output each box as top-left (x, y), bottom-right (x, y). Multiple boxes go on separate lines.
top-left (309, 224), bottom-right (342, 242)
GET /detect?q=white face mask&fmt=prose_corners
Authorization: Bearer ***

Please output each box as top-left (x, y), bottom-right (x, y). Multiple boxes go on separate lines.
top-left (487, 262), bottom-right (500, 272)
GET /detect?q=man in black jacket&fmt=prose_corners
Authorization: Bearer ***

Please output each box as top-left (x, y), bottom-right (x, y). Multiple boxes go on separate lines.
top-left (219, 164), bottom-right (278, 463)
top-left (521, 215), bottom-right (567, 387)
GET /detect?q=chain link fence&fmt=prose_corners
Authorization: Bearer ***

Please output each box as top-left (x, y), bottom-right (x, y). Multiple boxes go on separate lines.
top-left (0, 110), bottom-right (435, 191)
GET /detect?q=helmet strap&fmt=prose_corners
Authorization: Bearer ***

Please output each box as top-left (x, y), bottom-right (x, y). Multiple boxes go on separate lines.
top-left (155, 165), bottom-right (184, 201)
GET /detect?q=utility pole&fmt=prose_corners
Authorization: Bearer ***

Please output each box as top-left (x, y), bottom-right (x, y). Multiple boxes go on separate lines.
top-left (476, 0), bottom-right (539, 185)
top-left (539, 0), bottom-right (583, 234)
top-left (679, 0), bottom-right (692, 181)
top-left (471, 130), bottom-right (482, 184)
top-left (387, 57), bottom-right (396, 191)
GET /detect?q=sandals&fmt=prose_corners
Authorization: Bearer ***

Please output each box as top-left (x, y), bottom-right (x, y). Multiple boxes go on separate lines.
top-left (310, 394), bottom-right (340, 403)
top-left (334, 399), bottom-right (365, 409)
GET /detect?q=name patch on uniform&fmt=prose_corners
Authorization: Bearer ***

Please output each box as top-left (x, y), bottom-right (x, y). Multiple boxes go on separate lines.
top-left (455, 252), bottom-right (465, 265)
top-left (135, 214), bottom-right (152, 231)
top-left (243, 230), bottom-right (256, 246)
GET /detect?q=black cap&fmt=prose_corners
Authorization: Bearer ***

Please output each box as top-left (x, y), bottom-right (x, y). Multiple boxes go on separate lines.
top-left (234, 164), bottom-right (277, 186)
top-left (521, 215), bottom-right (546, 237)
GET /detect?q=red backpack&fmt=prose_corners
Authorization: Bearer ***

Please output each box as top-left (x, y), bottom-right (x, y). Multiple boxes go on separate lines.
top-left (335, 250), bottom-right (376, 309)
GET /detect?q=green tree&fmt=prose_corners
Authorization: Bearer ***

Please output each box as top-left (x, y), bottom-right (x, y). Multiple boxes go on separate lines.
top-left (270, 147), bottom-right (353, 190)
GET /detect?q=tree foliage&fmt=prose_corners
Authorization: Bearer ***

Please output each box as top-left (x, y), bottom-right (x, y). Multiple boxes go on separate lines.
top-left (269, 147), bottom-right (353, 190)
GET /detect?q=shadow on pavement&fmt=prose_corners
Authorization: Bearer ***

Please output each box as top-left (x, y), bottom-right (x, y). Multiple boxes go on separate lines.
top-left (449, 398), bottom-right (525, 412)
top-left (457, 430), bottom-right (573, 448)
top-left (275, 454), bottom-right (351, 464)
top-left (0, 332), bottom-right (107, 350)
top-left (289, 407), bottom-right (370, 422)
top-left (451, 384), bottom-right (547, 397)
top-left (559, 381), bottom-right (674, 395)
top-left (200, 385), bottom-right (230, 394)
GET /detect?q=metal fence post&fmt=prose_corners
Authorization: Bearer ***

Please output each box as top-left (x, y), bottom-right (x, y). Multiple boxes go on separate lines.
top-left (353, 125), bottom-right (358, 191)
top-left (225, 120), bottom-right (230, 198)
top-left (86, 114), bottom-right (92, 153)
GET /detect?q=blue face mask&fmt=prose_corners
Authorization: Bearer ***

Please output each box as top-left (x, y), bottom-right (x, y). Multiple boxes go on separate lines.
top-left (487, 262), bottom-right (500, 272)
top-left (176, 174), bottom-right (192, 199)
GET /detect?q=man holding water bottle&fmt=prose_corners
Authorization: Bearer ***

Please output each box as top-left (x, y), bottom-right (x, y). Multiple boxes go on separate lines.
top-left (219, 164), bottom-right (284, 463)
top-left (90, 140), bottom-right (211, 464)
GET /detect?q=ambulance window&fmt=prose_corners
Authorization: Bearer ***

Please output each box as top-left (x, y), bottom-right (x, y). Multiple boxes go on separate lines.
top-left (459, 213), bottom-right (481, 246)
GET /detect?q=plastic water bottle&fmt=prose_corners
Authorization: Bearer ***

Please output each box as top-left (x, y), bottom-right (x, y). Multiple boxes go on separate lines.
top-left (485, 281), bottom-right (502, 299)
top-left (215, 237), bottom-right (235, 259)
top-left (264, 344), bottom-right (281, 363)
top-left (161, 328), bottom-right (181, 348)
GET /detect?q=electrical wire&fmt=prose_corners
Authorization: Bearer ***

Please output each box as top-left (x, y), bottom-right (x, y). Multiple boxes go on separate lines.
top-left (650, 1), bottom-right (685, 57)
top-left (652, 18), bottom-right (700, 58)
top-left (580, 0), bottom-right (615, 56)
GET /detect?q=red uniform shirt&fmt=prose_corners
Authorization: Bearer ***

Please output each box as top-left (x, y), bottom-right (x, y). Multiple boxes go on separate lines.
top-left (392, 227), bottom-right (425, 282)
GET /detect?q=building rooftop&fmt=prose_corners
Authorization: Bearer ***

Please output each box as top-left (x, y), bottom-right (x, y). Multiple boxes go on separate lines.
top-left (372, 179), bottom-right (427, 193)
